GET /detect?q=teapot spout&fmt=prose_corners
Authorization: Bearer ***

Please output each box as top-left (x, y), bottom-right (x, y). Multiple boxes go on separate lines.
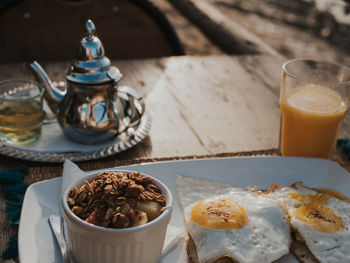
top-left (27, 61), bottom-right (66, 113)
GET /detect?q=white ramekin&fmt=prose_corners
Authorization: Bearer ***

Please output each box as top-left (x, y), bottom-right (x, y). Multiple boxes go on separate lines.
top-left (62, 170), bottom-right (173, 263)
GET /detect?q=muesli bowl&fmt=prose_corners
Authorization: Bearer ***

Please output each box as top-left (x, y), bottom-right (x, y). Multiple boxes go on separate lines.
top-left (61, 170), bottom-right (173, 263)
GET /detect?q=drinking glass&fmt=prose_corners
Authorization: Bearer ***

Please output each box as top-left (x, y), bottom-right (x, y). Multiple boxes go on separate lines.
top-left (0, 80), bottom-right (46, 144)
top-left (280, 58), bottom-right (350, 159)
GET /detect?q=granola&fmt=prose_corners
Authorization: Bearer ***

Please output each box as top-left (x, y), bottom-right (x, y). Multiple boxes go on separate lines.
top-left (68, 171), bottom-right (167, 228)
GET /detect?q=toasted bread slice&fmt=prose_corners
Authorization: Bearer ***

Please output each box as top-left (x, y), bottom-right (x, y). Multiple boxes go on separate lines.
top-left (188, 234), bottom-right (317, 263)
top-left (291, 239), bottom-right (319, 263)
top-left (186, 234), bottom-right (239, 263)
top-left (188, 234), bottom-right (320, 263)
top-left (187, 234), bottom-right (298, 263)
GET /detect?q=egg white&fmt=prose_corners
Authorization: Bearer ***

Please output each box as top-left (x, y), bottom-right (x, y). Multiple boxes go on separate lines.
top-left (176, 175), bottom-right (291, 263)
top-left (268, 183), bottom-right (350, 263)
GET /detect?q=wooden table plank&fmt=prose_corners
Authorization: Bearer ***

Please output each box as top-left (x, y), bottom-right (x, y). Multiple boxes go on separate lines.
top-left (154, 55), bottom-right (281, 154)
top-left (1, 54), bottom-right (350, 166)
top-left (0, 54), bottom-right (298, 163)
top-left (1, 54), bottom-right (350, 165)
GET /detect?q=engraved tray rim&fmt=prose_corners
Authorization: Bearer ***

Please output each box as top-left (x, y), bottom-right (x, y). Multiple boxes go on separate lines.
top-left (0, 113), bottom-right (151, 163)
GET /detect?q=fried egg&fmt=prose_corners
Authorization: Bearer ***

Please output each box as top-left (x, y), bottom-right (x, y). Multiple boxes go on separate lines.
top-left (267, 182), bottom-right (350, 263)
top-left (176, 175), bottom-right (291, 263)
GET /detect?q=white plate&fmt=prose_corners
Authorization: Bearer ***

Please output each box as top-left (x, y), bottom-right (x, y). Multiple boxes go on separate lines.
top-left (18, 156), bottom-right (350, 263)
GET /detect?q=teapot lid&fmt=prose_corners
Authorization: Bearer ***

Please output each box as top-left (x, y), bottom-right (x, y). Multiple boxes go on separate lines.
top-left (66, 19), bottom-right (123, 84)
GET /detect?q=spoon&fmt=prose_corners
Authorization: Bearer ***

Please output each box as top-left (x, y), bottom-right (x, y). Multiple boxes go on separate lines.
top-left (48, 215), bottom-right (71, 263)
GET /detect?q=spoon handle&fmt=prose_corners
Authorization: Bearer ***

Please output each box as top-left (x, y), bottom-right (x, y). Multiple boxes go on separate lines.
top-left (48, 215), bottom-right (70, 263)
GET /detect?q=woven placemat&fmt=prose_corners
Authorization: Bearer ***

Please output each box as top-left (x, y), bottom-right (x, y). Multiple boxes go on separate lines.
top-left (26, 149), bottom-right (280, 185)
top-left (26, 147), bottom-right (350, 185)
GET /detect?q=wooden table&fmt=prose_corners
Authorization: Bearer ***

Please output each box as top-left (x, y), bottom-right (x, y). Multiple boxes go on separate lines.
top-left (2, 54), bottom-right (350, 165)
top-left (1, 54), bottom-right (350, 260)
top-left (0, 54), bottom-right (285, 166)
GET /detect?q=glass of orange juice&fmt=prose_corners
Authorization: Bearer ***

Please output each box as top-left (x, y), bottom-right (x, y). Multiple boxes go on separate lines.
top-left (280, 58), bottom-right (350, 159)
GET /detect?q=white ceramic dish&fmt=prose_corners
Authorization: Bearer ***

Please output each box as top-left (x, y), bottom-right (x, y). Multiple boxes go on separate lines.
top-left (62, 171), bottom-right (173, 263)
top-left (18, 156), bottom-right (350, 263)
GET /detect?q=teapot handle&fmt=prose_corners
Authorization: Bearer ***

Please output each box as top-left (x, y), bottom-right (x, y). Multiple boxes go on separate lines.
top-left (116, 86), bottom-right (145, 132)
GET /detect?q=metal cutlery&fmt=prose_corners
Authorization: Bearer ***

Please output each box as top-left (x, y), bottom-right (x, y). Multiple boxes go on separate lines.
top-left (48, 215), bottom-right (71, 263)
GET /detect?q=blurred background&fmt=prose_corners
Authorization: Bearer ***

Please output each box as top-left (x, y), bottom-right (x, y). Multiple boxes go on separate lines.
top-left (156, 0), bottom-right (350, 63)
top-left (1, 0), bottom-right (350, 64)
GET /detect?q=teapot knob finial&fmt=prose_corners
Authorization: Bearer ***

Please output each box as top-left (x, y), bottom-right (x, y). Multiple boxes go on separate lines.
top-left (85, 19), bottom-right (96, 40)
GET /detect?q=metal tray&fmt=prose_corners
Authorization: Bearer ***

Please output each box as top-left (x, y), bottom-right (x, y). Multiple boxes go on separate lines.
top-left (0, 113), bottom-right (151, 163)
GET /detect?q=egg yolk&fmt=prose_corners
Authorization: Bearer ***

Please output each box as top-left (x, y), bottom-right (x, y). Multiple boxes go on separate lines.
top-left (191, 198), bottom-right (247, 229)
top-left (316, 188), bottom-right (350, 202)
top-left (288, 193), bottom-right (344, 233)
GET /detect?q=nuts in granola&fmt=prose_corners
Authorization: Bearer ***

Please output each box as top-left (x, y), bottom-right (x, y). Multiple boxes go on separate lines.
top-left (67, 171), bottom-right (167, 228)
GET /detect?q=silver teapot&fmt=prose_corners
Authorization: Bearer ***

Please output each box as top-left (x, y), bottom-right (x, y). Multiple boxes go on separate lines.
top-left (27, 20), bottom-right (145, 144)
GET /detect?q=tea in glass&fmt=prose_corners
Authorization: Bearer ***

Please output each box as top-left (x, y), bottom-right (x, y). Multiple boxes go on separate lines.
top-left (0, 80), bottom-right (46, 144)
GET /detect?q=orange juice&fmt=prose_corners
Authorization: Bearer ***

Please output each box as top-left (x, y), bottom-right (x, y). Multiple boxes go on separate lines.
top-left (280, 86), bottom-right (347, 158)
